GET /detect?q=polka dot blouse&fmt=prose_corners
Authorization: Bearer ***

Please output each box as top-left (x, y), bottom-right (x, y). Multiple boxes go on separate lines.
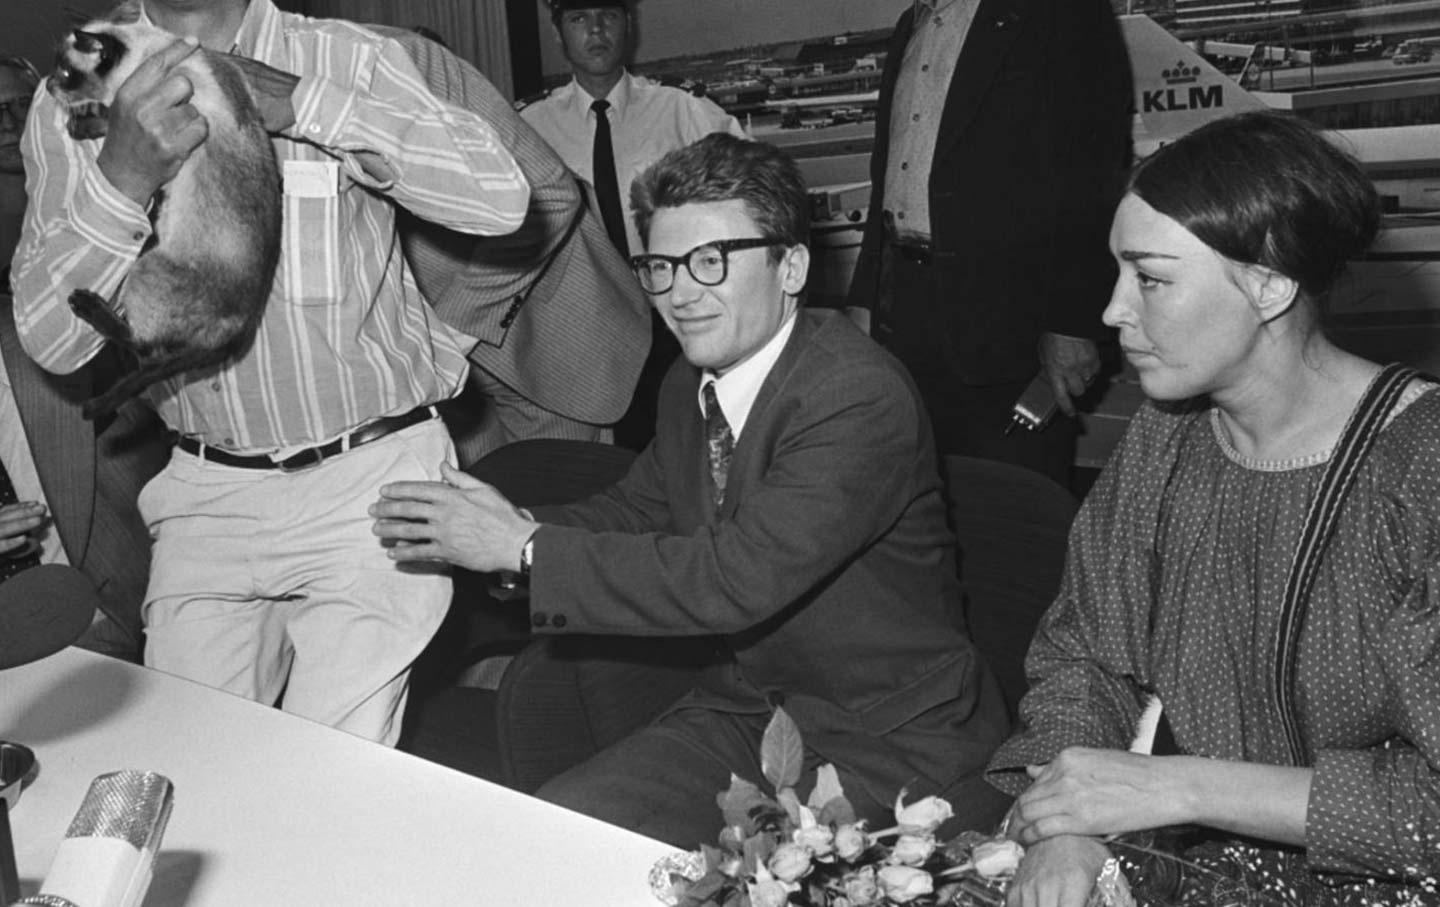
top-left (988, 387), bottom-right (1440, 905)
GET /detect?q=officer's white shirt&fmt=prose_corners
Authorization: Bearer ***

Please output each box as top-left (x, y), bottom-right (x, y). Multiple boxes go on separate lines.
top-left (521, 69), bottom-right (749, 253)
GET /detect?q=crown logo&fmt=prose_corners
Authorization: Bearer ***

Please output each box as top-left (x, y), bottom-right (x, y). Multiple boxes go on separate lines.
top-left (1162, 62), bottom-right (1200, 84)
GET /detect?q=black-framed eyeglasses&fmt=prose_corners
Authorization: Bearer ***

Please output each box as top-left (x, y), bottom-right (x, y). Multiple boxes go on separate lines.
top-left (630, 237), bottom-right (783, 295)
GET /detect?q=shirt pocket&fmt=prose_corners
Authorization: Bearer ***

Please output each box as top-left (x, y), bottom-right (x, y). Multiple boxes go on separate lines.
top-left (279, 158), bottom-right (344, 307)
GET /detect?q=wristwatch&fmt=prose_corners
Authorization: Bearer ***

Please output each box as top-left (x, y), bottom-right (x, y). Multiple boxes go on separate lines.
top-left (519, 535), bottom-right (536, 577)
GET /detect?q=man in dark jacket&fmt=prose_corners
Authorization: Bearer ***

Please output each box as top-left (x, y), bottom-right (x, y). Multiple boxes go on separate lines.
top-left (847, 0), bottom-right (1132, 485)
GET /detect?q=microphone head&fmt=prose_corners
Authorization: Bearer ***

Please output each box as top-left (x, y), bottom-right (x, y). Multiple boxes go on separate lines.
top-left (16, 771), bottom-right (175, 907)
top-left (64, 771), bottom-right (175, 851)
top-left (0, 565), bottom-right (101, 670)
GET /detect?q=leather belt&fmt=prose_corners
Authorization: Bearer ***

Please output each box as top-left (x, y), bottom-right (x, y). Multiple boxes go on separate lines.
top-left (176, 406), bottom-right (438, 472)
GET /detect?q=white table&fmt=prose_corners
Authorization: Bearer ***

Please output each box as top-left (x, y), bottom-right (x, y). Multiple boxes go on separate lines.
top-left (1, 648), bottom-right (675, 906)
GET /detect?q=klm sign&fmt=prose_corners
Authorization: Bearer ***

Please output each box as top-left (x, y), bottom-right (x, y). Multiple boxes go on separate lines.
top-left (1142, 84), bottom-right (1224, 113)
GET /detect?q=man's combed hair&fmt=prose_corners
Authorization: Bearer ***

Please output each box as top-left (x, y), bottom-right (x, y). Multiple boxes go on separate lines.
top-left (1130, 110), bottom-right (1379, 299)
top-left (630, 133), bottom-right (809, 258)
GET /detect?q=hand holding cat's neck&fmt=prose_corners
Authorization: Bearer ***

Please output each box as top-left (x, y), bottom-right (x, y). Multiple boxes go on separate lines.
top-left (142, 0), bottom-right (247, 51)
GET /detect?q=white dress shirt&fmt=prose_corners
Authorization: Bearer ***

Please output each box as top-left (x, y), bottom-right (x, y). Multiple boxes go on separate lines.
top-left (884, 0), bottom-right (978, 243)
top-left (696, 313), bottom-right (797, 439)
top-left (521, 70), bottom-right (748, 253)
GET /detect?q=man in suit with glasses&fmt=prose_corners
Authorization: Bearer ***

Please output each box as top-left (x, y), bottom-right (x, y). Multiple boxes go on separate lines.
top-left (373, 134), bottom-right (1010, 847)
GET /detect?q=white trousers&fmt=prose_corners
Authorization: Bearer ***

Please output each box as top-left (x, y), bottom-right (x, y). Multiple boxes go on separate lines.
top-left (140, 418), bottom-right (454, 746)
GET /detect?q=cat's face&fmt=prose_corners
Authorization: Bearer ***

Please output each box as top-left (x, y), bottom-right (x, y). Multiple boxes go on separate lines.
top-left (49, 0), bottom-right (161, 142)
top-left (50, 26), bottom-right (132, 140)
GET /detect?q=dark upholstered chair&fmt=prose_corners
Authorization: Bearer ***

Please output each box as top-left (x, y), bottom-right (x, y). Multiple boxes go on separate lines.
top-left (943, 455), bottom-right (1078, 720)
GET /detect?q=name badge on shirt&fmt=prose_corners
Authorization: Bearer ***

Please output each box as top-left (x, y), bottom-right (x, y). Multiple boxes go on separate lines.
top-left (282, 160), bottom-right (339, 198)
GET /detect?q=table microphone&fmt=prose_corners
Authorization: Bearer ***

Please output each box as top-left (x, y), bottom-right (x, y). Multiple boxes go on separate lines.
top-left (0, 565), bottom-right (100, 670)
top-left (15, 771), bottom-right (174, 907)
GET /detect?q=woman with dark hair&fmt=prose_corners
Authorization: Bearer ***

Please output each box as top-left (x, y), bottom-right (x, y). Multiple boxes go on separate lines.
top-left (985, 111), bottom-right (1440, 906)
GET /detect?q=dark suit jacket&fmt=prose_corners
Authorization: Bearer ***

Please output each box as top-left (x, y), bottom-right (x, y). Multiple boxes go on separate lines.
top-left (847, 0), bottom-right (1132, 385)
top-left (381, 28), bottom-right (651, 423)
top-left (528, 309), bottom-right (1008, 801)
top-left (0, 295), bottom-right (167, 659)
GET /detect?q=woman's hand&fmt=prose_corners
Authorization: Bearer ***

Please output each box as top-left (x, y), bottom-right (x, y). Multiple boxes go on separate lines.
top-left (1010, 747), bottom-right (1192, 844)
top-left (1005, 835), bottom-right (1110, 907)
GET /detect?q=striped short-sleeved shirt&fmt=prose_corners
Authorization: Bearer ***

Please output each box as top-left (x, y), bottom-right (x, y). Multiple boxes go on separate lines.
top-left (12, 0), bottom-right (529, 452)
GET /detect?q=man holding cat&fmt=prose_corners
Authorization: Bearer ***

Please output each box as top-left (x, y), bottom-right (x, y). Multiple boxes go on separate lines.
top-left (12, 0), bottom-right (530, 745)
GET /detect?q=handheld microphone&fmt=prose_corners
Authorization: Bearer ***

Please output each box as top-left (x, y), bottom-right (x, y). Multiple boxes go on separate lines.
top-left (0, 565), bottom-right (100, 670)
top-left (16, 771), bottom-right (175, 907)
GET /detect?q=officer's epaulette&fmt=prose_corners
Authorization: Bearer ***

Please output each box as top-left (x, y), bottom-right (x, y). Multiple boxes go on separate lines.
top-left (513, 87), bottom-right (555, 112)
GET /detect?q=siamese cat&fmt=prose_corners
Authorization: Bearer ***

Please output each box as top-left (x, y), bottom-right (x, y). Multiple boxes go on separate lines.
top-left (49, 1), bottom-right (280, 419)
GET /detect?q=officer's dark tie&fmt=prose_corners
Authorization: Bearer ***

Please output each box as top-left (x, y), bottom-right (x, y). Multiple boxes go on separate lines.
top-left (590, 99), bottom-right (629, 257)
top-left (702, 382), bottom-right (733, 508)
top-left (0, 455), bottom-right (39, 582)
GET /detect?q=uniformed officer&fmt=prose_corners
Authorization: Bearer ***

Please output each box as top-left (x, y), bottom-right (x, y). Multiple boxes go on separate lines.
top-left (519, 0), bottom-right (748, 448)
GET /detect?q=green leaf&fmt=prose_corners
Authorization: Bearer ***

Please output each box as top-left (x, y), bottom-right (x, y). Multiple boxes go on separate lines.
top-left (816, 794), bottom-right (857, 828)
top-left (718, 773), bottom-right (769, 832)
top-left (702, 843), bottom-right (726, 872)
top-left (743, 830), bottom-right (777, 874)
top-left (760, 707), bottom-right (804, 791)
top-left (777, 787), bottom-right (804, 827)
top-left (676, 871), bottom-right (729, 907)
top-left (807, 763), bottom-right (845, 812)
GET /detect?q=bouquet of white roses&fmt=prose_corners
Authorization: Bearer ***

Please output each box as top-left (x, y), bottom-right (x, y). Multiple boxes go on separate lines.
top-left (648, 708), bottom-right (1033, 907)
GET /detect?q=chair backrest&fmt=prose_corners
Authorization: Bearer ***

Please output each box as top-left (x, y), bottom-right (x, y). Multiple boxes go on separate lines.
top-left (944, 455), bottom-right (1078, 720)
top-left (466, 438), bottom-right (637, 506)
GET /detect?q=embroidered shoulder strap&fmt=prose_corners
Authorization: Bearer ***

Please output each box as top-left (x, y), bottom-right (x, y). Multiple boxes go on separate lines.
top-left (1273, 362), bottom-right (1418, 765)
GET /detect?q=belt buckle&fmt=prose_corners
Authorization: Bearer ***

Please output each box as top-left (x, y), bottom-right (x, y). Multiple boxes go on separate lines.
top-left (277, 447), bottom-right (324, 472)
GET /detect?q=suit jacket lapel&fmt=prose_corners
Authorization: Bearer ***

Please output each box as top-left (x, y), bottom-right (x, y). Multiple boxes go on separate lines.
top-left (933, 0), bottom-right (1027, 164)
top-left (0, 310), bottom-right (95, 565)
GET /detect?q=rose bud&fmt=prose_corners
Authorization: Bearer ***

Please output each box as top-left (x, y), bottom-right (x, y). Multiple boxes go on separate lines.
top-left (842, 865), bottom-right (881, 905)
top-left (794, 823), bottom-right (835, 858)
top-left (889, 833), bottom-right (937, 867)
top-left (835, 822), bottom-right (870, 861)
top-left (972, 839), bottom-right (1025, 878)
top-left (893, 793), bottom-right (954, 836)
top-left (768, 841), bottom-right (814, 883)
top-left (877, 865), bottom-right (934, 903)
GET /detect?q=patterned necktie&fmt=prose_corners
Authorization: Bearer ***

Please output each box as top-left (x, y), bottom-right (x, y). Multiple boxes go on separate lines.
top-left (590, 99), bottom-right (629, 257)
top-left (0, 454), bottom-right (39, 583)
top-left (702, 382), bottom-right (733, 508)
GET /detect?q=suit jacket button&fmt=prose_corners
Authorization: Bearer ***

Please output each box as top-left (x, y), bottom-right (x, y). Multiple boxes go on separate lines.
top-left (551, 614), bottom-right (568, 629)
top-left (531, 611), bottom-right (548, 628)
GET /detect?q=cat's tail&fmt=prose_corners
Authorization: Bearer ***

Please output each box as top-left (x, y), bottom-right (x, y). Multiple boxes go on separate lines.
top-left (81, 344), bottom-right (236, 420)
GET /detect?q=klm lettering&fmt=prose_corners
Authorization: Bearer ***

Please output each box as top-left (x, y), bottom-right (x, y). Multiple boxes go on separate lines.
top-left (1142, 84), bottom-right (1223, 113)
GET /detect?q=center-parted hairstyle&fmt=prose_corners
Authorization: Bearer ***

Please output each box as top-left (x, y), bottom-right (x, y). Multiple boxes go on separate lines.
top-left (629, 133), bottom-right (809, 260)
top-left (1129, 111), bottom-right (1379, 300)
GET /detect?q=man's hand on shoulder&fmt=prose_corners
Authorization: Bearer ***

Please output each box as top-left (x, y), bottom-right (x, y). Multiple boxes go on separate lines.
top-left (1038, 332), bottom-right (1100, 418)
top-left (370, 462), bottom-right (539, 574)
top-left (95, 37), bottom-right (208, 207)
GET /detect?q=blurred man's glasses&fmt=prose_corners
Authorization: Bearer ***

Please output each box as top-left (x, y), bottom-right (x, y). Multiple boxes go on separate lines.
top-left (631, 238), bottom-right (782, 295)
